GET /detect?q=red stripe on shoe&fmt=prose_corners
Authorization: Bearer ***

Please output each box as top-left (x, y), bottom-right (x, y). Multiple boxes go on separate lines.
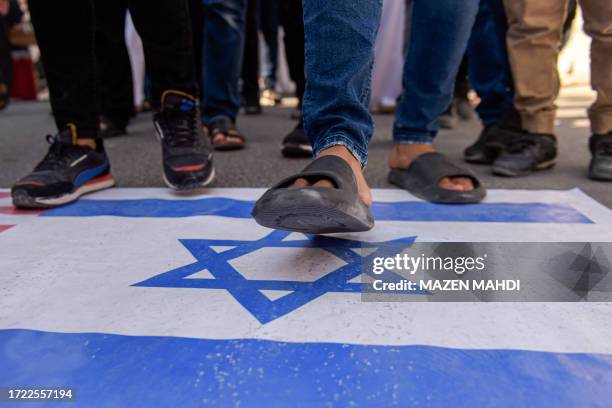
top-left (86, 173), bottom-right (114, 185)
top-left (0, 225), bottom-right (14, 233)
top-left (172, 164), bottom-right (205, 172)
top-left (0, 206), bottom-right (46, 215)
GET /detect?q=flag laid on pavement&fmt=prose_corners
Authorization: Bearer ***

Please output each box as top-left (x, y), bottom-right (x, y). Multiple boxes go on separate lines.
top-left (1, 188), bottom-right (611, 407)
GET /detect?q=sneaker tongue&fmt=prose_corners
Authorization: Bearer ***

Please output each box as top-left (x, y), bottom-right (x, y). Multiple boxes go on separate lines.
top-left (162, 92), bottom-right (196, 112)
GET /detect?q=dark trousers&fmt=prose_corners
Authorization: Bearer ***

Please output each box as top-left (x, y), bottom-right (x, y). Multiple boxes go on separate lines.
top-left (467, 0), bottom-right (513, 126)
top-left (241, 0), bottom-right (260, 103)
top-left (259, 0), bottom-right (278, 89)
top-left (279, 0), bottom-right (305, 103)
top-left (94, 0), bottom-right (133, 127)
top-left (200, 0), bottom-right (247, 124)
top-left (29, 0), bottom-right (198, 139)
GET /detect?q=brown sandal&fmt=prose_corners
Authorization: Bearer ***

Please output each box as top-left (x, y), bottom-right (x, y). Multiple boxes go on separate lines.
top-left (208, 117), bottom-right (245, 151)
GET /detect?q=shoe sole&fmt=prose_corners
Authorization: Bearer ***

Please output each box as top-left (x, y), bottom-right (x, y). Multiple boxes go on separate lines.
top-left (493, 159), bottom-right (556, 177)
top-left (12, 174), bottom-right (116, 209)
top-left (163, 166), bottom-right (216, 191)
top-left (253, 188), bottom-right (374, 234)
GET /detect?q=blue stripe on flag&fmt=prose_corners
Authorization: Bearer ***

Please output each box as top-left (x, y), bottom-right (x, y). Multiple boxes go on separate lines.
top-left (41, 197), bottom-right (593, 223)
top-left (1, 329), bottom-right (610, 407)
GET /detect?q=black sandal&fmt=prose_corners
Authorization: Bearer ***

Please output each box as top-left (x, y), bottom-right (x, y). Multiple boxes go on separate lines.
top-left (388, 152), bottom-right (486, 204)
top-left (208, 117), bottom-right (245, 151)
top-left (252, 155), bottom-right (374, 234)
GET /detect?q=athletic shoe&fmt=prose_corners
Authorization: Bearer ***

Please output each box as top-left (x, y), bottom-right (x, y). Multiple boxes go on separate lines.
top-left (11, 129), bottom-right (114, 208)
top-left (492, 131), bottom-right (557, 177)
top-left (589, 132), bottom-right (612, 181)
top-left (464, 125), bottom-right (500, 164)
top-left (154, 91), bottom-right (214, 190)
top-left (281, 121), bottom-right (312, 158)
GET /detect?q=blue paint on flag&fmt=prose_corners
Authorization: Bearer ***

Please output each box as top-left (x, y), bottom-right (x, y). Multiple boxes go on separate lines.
top-left (41, 197), bottom-right (593, 223)
top-left (1, 329), bottom-right (611, 407)
top-left (134, 230), bottom-right (421, 324)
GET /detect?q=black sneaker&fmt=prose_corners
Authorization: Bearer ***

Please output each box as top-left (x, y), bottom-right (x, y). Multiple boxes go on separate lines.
top-left (154, 91), bottom-right (214, 190)
top-left (281, 121), bottom-right (312, 158)
top-left (492, 131), bottom-right (557, 177)
top-left (12, 129), bottom-right (114, 208)
top-left (485, 107), bottom-right (523, 150)
top-left (589, 132), bottom-right (612, 181)
top-left (464, 125), bottom-right (500, 164)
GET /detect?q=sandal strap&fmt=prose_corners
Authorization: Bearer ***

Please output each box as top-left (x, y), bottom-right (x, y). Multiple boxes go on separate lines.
top-left (272, 156), bottom-right (357, 195)
top-left (209, 117), bottom-right (245, 142)
top-left (407, 152), bottom-right (480, 188)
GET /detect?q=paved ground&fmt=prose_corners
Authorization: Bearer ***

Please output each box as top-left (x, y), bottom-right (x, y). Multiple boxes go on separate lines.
top-left (1, 85), bottom-right (610, 208)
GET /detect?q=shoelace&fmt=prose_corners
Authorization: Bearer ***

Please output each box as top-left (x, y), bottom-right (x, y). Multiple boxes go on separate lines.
top-left (35, 134), bottom-right (86, 171)
top-left (163, 109), bottom-right (199, 148)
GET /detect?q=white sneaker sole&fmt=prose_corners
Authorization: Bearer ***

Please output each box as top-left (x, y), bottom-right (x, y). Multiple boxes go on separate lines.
top-left (35, 175), bottom-right (115, 207)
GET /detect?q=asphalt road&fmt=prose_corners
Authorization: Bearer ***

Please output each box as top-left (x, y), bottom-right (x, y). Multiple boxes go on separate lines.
top-left (1, 85), bottom-right (610, 208)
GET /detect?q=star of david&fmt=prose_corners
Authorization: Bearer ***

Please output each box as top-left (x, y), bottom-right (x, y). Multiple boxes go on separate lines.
top-left (134, 230), bottom-right (418, 324)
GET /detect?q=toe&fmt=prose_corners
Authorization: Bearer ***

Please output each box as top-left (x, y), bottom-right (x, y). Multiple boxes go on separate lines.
top-left (439, 177), bottom-right (465, 191)
top-left (289, 178), bottom-right (310, 188)
top-left (454, 177), bottom-right (474, 191)
top-left (313, 179), bottom-right (335, 189)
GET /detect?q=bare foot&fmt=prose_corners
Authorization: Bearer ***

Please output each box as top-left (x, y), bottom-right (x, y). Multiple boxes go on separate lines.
top-left (388, 144), bottom-right (474, 191)
top-left (288, 145), bottom-right (373, 207)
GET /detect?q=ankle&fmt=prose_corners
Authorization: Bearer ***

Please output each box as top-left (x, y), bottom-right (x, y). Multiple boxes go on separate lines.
top-left (318, 145), bottom-right (362, 171)
top-left (389, 143), bottom-right (435, 168)
top-left (76, 138), bottom-right (97, 150)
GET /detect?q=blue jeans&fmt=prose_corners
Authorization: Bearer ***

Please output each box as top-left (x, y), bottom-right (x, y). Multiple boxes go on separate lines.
top-left (201, 0), bottom-right (247, 124)
top-left (467, 0), bottom-right (514, 126)
top-left (259, 0), bottom-right (279, 89)
top-left (303, 0), bottom-right (478, 166)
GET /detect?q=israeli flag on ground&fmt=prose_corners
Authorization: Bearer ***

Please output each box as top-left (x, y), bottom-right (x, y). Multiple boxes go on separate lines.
top-left (1, 188), bottom-right (611, 407)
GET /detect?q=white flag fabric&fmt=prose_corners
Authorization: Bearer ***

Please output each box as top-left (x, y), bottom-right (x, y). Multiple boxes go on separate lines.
top-left (1, 188), bottom-right (611, 406)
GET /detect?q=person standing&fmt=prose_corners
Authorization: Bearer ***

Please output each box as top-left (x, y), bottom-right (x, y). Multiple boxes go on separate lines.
top-left (12, 0), bottom-right (214, 208)
top-left (496, 0), bottom-right (612, 180)
top-left (253, 0), bottom-right (485, 234)
top-left (199, 0), bottom-right (248, 150)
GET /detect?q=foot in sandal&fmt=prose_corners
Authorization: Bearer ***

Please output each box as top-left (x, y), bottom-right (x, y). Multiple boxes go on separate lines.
top-left (252, 145), bottom-right (374, 234)
top-left (388, 144), bottom-right (486, 204)
top-left (207, 116), bottom-right (246, 151)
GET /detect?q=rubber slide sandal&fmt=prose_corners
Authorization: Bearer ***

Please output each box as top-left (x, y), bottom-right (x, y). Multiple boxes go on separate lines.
top-left (252, 156), bottom-right (374, 234)
top-left (388, 152), bottom-right (486, 204)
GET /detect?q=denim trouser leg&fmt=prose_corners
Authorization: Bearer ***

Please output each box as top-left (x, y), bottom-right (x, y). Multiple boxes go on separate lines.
top-left (394, 0), bottom-right (479, 144)
top-left (201, 0), bottom-right (247, 124)
top-left (259, 0), bottom-right (279, 89)
top-left (302, 0), bottom-right (382, 167)
top-left (467, 0), bottom-right (514, 127)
